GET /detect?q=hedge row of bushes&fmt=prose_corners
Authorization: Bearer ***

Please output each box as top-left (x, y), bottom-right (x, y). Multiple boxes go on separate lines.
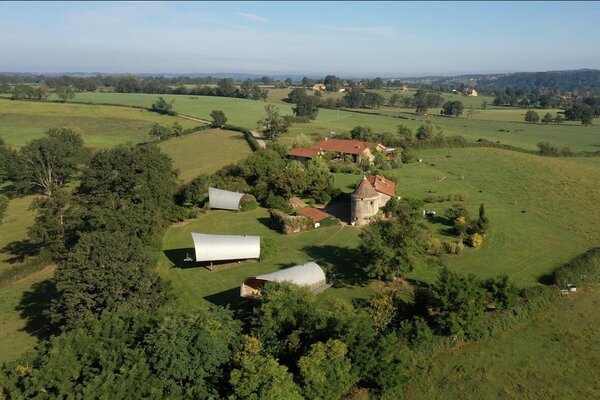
top-left (424, 192), bottom-right (468, 203)
top-left (222, 124), bottom-right (261, 151)
top-left (552, 247), bottom-right (600, 286)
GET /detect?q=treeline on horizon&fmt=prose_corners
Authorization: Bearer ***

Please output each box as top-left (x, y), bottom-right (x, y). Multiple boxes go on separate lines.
top-left (3, 68), bottom-right (600, 93)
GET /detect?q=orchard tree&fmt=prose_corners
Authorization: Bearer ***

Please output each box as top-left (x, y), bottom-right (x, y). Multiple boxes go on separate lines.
top-left (257, 104), bottom-right (290, 140)
top-left (210, 110), bottom-right (228, 127)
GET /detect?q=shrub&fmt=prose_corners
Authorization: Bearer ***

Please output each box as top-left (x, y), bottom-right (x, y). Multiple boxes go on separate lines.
top-left (268, 209), bottom-right (312, 234)
top-left (239, 194), bottom-right (258, 211)
top-left (552, 247), bottom-right (600, 286)
top-left (264, 194), bottom-right (293, 213)
top-left (465, 233), bottom-right (484, 247)
top-left (259, 238), bottom-right (278, 261)
top-left (426, 237), bottom-right (444, 256)
top-left (319, 216), bottom-right (340, 227)
top-left (445, 203), bottom-right (470, 220)
top-left (443, 240), bottom-right (464, 254)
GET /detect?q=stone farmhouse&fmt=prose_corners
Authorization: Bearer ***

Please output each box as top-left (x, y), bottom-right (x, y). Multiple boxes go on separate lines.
top-left (351, 175), bottom-right (397, 226)
top-left (287, 138), bottom-right (389, 165)
top-left (312, 83), bottom-right (326, 91)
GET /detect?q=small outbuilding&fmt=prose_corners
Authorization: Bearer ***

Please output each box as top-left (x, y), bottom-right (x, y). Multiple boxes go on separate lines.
top-left (208, 187), bottom-right (245, 211)
top-left (191, 233), bottom-right (261, 263)
top-left (240, 261), bottom-right (328, 298)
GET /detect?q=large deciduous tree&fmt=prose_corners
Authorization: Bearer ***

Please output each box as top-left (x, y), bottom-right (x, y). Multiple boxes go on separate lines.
top-left (257, 104), bottom-right (290, 140)
top-left (210, 110), bottom-right (227, 127)
top-left (49, 231), bottom-right (171, 329)
top-left (293, 96), bottom-right (320, 119)
top-left (17, 128), bottom-right (87, 196)
top-left (441, 100), bottom-right (464, 117)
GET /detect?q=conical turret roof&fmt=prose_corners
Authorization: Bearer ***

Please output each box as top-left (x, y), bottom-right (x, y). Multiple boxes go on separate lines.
top-left (352, 177), bottom-right (378, 198)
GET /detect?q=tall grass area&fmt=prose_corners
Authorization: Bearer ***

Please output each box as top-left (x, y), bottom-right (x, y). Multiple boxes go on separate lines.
top-left (158, 129), bottom-right (253, 182)
top-left (404, 285), bottom-right (600, 399)
top-left (0, 99), bottom-right (197, 148)
top-left (63, 92), bottom-right (600, 151)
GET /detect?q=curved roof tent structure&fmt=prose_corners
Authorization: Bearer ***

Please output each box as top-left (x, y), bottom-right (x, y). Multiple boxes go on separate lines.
top-left (241, 262), bottom-right (328, 298)
top-left (209, 187), bottom-right (245, 210)
top-left (191, 233), bottom-right (260, 263)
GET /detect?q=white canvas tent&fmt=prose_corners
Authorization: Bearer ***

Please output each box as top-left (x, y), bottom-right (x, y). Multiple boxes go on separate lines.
top-left (191, 233), bottom-right (260, 263)
top-left (209, 187), bottom-right (245, 210)
top-left (241, 261), bottom-right (328, 298)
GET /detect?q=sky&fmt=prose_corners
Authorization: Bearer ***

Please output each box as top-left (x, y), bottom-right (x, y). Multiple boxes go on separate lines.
top-left (1, 1), bottom-right (600, 77)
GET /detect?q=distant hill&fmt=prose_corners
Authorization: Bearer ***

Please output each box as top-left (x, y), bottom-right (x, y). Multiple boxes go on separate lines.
top-left (416, 69), bottom-right (600, 92)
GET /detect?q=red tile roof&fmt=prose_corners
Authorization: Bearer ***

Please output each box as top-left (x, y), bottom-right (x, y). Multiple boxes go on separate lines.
top-left (311, 139), bottom-right (380, 155)
top-left (297, 207), bottom-right (331, 223)
top-left (287, 148), bottom-right (320, 158)
top-left (289, 196), bottom-right (307, 208)
top-left (367, 175), bottom-right (397, 197)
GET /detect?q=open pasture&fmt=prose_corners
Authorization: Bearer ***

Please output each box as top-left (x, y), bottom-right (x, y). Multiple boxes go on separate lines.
top-left (158, 128), bottom-right (253, 182)
top-left (404, 285), bottom-right (600, 399)
top-left (60, 91), bottom-right (600, 152)
top-left (0, 99), bottom-right (198, 149)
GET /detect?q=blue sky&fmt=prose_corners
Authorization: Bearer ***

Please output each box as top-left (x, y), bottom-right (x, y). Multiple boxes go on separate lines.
top-left (1, 1), bottom-right (599, 76)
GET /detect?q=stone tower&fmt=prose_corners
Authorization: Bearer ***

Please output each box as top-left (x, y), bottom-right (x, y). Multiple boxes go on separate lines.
top-left (351, 177), bottom-right (379, 226)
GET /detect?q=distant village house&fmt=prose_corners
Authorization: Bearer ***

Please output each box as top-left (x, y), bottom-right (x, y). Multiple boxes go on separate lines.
top-left (312, 83), bottom-right (326, 91)
top-left (287, 138), bottom-right (391, 165)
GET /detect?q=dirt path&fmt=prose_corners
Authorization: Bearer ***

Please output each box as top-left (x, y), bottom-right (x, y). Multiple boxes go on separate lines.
top-left (250, 130), bottom-right (267, 149)
top-left (177, 114), bottom-right (211, 124)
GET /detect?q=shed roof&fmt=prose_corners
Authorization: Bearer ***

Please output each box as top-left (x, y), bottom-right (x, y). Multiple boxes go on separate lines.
top-left (191, 233), bottom-right (260, 262)
top-left (352, 177), bottom-right (378, 199)
top-left (209, 187), bottom-right (245, 210)
top-left (297, 207), bottom-right (331, 223)
top-left (289, 196), bottom-right (308, 208)
top-left (311, 139), bottom-right (380, 155)
top-left (254, 262), bottom-right (326, 287)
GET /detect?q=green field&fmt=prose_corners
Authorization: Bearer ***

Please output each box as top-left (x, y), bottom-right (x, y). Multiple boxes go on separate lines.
top-left (0, 195), bottom-right (37, 273)
top-left (404, 285), bottom-right (600, 399)
top-left (0, 99), bottom-right (197, 148)
top-left (60, 92), bottom-right (600, 152)
top-left (158, 208), bottom-right (383, 311)
top-left (158, 128), bottom-right (253, 182)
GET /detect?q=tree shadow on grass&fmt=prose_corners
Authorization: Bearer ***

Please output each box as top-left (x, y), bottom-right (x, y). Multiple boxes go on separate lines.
top-left (257, 217), bottom-right (278, 232)
top-left (302, 244), bottom-right (366, 287)
top-left (16, 279), bottom-right (58, 340)
top-left (1, 239), bottom-right (41, 264)
top-left (163, 248), bottom-right (196, 268)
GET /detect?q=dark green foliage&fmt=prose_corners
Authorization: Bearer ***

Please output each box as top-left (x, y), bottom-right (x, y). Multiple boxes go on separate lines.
top-left (542, 112), bottom-right (554, 124)
top-left (445, 203), bottom-right (470, 221)
top-left (414, 268), bottom-right (486, 337)
top-left (150, 96), bottom-right (176, 115)
top-left (344, 88), bottom-right (365, 108)
top-left (537, 141), bottom-right (573, 156)
top-left (144, 306), bottom-right (242, 398)
top-left (0, 310), bottom-right (164, 399)
top-left (524, 110), bottom-right (540, 123)
top-left (286, 87), bottom-right (308, 103)
top-left (239, 194), bottom-right (258, 211)
top-left (482, 275), bottom-right (519, 309)
top-left (552, 247), bottom-right (600, 286)
top-left (17, 128), bottom-right (87, 196)
top-left (76, 144), bottom-right (179, 245)
top-left (265, 193), bottom-right (293, 213)
top-left (441, 100), bottom-right (464, 117)
top-left (49, 231), bottom-right (171, 329)
top-left (210, 110), bottom-right (228, 127)
top-left (229, 336), bottom-right (303, 400)
top-left (413, 89), bottom-right (428, 115)
top-left (149, 123), bottom-right (173, 140)
top-left (293, 96), bottom-right (320, 119)
top-left (298, 339), bottom-right (357, 400)
top-left (359, 212), bottom-right (425, 281)
top-left (0, 136), bottom-right (19, 183)
top-left (0, 194), bottom-right (7, 224)
top-left (416, 121), bottom-right (435, 140)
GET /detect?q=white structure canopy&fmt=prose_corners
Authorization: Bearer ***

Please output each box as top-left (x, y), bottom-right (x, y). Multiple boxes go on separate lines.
top-left (209, 187), bottom-right (245, 210)
top-left (191, 233), bottom-right (260, 262)
top-left (241, 262), bottom-right (328, 298)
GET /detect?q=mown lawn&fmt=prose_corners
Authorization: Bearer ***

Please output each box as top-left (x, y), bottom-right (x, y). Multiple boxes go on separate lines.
top-left (158, 129), bottom-right (253, 182)
top-left (0, 99), bottom-right (198, 148)
top-left (404, 285), bottom-right (600, 399)
top-left (0, 195), bottom-right (38, 273)
top-left (158, 208), bottom-right (377, 311)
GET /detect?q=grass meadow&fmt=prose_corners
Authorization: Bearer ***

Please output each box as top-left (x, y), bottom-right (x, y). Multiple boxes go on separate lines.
top-left (0, 98), bottom-right (197, 148)
top-left (404, 285), bottom-right (600, 399)
top-left (158, 128), bottom-right (253, 182)
top-left (56, 91), bottom-right (600, 152)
